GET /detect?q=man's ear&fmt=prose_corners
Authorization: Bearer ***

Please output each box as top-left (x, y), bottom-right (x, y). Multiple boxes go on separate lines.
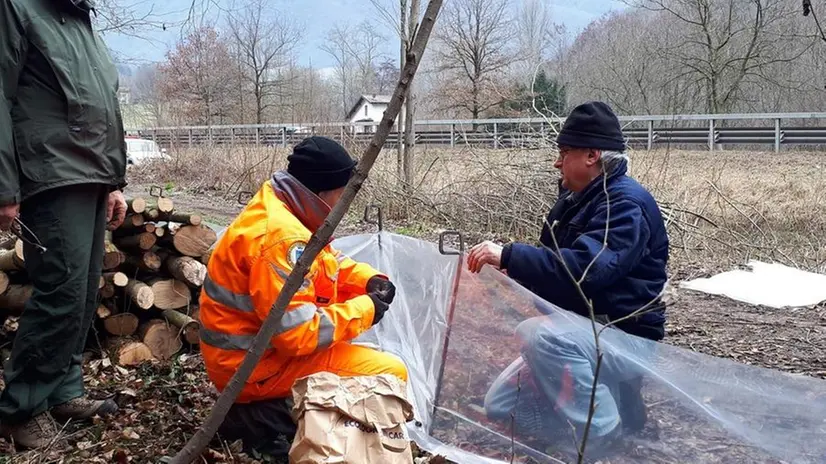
top-left (586, 149), bottom-right (602, 167)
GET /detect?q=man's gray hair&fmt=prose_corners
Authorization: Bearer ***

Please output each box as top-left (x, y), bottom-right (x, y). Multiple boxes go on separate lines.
top-left (600, 150), bottom-right (629, 173)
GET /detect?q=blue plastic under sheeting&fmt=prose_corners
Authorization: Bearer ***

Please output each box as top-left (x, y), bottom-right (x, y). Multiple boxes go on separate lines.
top-left (332, 232), bottom-right (826, 464)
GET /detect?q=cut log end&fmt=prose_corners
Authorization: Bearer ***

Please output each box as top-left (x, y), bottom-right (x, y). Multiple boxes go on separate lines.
top-left (114, 232), bottom-right (157, 251)
top-left (157, 197), bottom-right (174, 213)
top-left (125, 280), bottom-right (154, 310)
top-left (150, 279), bottom-right (191, 310)
top-left (170, 225), bottom-right (217, 258)
top-left (104, 272), bottom-right (129, 288)
top-left (96, 304), bottom-right (112, 319)
top-left (104, 313), bottom-right (140, 337)
top-left (107, 337), bottom-right (155, 366)
top-left (166, 256), bottom-right (207, 288)
top-left (127, 198), bottom-right (147, 215)
top-left (139, 319), bottom-right (183, 361)
top-left (0, 285), bottom-right (32, 314)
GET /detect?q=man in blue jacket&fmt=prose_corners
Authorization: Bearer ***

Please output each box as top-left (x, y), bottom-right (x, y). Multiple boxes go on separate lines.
top-left (467, 101), bottom-right (669, 452)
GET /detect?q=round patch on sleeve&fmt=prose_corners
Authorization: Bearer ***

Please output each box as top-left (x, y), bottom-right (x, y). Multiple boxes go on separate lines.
top-left (287, 241), bottom-right (306, 268)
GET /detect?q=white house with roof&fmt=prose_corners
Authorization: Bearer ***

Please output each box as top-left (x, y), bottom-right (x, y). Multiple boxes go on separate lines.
top-left (346, 94), bottom-right (398, 133)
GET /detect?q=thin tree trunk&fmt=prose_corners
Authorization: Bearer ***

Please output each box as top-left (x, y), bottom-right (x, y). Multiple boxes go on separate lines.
top-left (167, 1), bottom-right (445, 461)
top-left (403, 0), bottom-right (419, 192)
top-left (397, 0), bottom-right (408, 181)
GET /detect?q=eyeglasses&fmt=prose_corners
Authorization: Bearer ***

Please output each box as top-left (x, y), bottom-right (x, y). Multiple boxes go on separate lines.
top-left (11, 217), bottom-right (47, 254)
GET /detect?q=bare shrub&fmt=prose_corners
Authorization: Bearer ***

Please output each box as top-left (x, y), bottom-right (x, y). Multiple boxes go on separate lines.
top-left (144, 140), bottom-right (826, 276)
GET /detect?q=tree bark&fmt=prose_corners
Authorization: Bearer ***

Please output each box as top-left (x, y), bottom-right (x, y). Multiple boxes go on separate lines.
top-left (0, 284), bottom-right (33, 314)
top-left (99, 282), bottom-right (116, 299)
top-left (167, 213), bottom-right (203, 227)
top-left (166, 256), bottom-right (207, 288)
top-left (139, 319), bottom-right (183, 361)
top-left (397, 0), bottom-right (408, 180)
top-left (168, 1), bottom-right (444, 460)
top-left (163, 309), bottom-right (199, 345)
top-left (114, 232), bottom-right (157, 252)
top-left (403, 0), bottom-right (419, 192)
top-left (103, 242), bottom-right (126, 271)
top-left (124, 251), bottom-right (163, 273)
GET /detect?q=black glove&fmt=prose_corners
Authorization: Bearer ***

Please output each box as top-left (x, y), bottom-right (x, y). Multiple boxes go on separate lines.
top-left (366, 276), bottom-right (396, 305)
top-left (369, 294), bottom-right (390, 326)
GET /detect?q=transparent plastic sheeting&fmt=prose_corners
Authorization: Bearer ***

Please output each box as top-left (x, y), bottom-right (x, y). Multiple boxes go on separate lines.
top-left (333, 232), bottom-right (826, 464)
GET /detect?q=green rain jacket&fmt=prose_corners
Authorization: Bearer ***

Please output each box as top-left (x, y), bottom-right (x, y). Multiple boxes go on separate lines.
top-left (0, 0), bottom-right (127, 206)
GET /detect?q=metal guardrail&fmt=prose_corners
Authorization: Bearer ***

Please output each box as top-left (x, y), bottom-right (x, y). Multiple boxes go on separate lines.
top-left (128, 112), bottom-right (826, 152)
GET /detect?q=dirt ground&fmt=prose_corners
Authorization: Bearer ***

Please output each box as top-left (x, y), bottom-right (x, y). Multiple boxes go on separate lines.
top-left (2, 151), bottom-right (826, 462)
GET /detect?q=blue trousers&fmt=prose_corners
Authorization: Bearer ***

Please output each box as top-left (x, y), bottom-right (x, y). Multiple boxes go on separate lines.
top-left (485, 316), bottom-right (648, 441)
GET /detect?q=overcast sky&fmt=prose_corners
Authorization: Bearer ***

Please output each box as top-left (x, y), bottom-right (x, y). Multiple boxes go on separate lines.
top-left (104, 0), bottom-right (626, 68)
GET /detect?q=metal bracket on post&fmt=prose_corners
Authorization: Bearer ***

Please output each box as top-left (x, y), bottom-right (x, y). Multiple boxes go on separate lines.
top-left (237, 190), bottom-right (253, 206)
top-left (364, 204), bottom-right (384, 247)
top-left (438, 230), bottom-right (465, 256)
top-left (363, 204), bottom-right (383, 232)
top-left (431, 229), bottom-right (466, 431)
top-left (148, 185), bottom-right (164, 198)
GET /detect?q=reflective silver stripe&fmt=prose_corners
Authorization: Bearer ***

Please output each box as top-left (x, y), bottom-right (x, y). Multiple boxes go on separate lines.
top-left (200, 327), bottom-right (254, 351)
top-left (317, 311), bottom-right (335, 350)
top-left (203, 274), bottom-right (254, 313)
top-left (271, 264), bottom-right (311, 291)
top-left (276, 303), bottom-right (318, 335)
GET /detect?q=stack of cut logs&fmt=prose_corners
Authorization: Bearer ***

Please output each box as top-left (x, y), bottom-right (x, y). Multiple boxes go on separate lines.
top-left (0, 195), bottom-right (218, 367)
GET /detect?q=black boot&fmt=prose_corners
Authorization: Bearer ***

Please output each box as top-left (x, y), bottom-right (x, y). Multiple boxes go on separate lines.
top-left (618, 376), bottom-right (647, 434)
top-left (218, 398), bottom-right (297, 460)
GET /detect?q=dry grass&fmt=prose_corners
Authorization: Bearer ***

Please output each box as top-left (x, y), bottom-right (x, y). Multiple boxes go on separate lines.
top-left (136, 142), bottom-right (826, 278)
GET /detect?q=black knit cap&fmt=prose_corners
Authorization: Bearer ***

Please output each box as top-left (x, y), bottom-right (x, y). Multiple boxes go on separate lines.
top-left (287, 136), bottom-right (357, 194)
top-left (557, 101), bottom-right (626, 151)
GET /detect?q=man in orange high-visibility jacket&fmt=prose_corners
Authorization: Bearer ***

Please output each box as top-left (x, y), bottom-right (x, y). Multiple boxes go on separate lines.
top-left (200, 136), bottom-right (407, 455)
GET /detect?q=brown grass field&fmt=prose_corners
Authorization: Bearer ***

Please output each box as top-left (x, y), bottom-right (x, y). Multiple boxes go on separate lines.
top-left (2, 144), bottom-right (825, 462)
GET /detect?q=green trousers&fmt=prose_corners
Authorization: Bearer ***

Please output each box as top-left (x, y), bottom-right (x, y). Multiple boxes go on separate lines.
top-left (0, 184), bottom-right (108, 425)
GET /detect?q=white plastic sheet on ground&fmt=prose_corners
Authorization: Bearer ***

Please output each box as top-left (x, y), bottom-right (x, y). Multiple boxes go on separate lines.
top-left (333, 232), bottom-right (826, 464)
top-left (680, 260), bottom-right (826, 308)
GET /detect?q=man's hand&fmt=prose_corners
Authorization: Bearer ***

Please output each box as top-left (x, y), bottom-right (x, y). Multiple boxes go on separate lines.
top-left (467, 241), bottom-right (503, 273)
top-left (106, 190), bottom-right (127, 231)
top-left (366, 276), bottom-right (396, 305)
top-left (0, 203), bottom-right (19, 231)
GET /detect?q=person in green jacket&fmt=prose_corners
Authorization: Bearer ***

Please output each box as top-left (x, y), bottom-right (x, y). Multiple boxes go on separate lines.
top-left (0, 0), bottom-right (128, 449)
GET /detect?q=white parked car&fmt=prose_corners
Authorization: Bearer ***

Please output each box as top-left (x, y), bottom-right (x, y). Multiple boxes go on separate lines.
top-left (125, 137), bottom-right (171, 165)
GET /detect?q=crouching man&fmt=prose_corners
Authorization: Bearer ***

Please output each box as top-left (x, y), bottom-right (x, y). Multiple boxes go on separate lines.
top-left (199, 136), bottom-right (408, 455)
top-left (467, 102), bottom-right (669, 454)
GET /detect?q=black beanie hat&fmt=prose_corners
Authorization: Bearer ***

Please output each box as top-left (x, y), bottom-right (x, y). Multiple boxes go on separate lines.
top-left (287, 136), bottom-right (357, 194)
top-left (557, 101), bottom-right (626, 151)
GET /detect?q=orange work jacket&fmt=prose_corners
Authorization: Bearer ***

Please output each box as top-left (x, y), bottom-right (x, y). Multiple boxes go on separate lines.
top-left (199, 171), bottom-right (382, 399)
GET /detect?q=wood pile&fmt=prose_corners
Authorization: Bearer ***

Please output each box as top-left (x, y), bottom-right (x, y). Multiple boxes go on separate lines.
top-left (0, 195), bottom-right (217, 367)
